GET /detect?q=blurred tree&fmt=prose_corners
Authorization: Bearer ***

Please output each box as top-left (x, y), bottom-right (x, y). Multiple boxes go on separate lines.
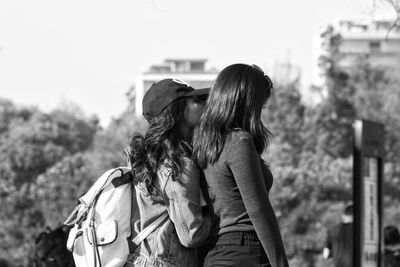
top-left (263, 61), bottom-right (306, 167)
top-left (92, 108), bottom-right (147, 169)
top-left (0, 102), bottom-right (98, 266)
top-left (0, 105), bottom-right (98, 191)
top-left (270, 152), bottom-right (353, 266)
top-left (0, 99), bottom-right (32, 134)
top-left (350, 59), bottom-right (400, 164)
top-left (33, 153), bottom-right (96, 227)
top-left (377, 0), bottom-right (400, 35)
top-left (302, 25), bottom-right (356, 158)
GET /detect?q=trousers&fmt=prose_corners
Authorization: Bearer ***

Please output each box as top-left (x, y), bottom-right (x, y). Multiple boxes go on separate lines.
top-left (200, 231), bottom-right (271, 267)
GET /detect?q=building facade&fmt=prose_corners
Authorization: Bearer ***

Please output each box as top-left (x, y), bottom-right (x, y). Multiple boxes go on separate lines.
top-left (134, 58), bottom-right (218, 116)
top-left (312, 19), bottom-right (400, 87)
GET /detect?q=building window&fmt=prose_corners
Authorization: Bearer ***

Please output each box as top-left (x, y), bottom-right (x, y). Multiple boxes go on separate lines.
top-left (370, 42), bottom-right (381, 53)
top-left (174, 62), bottom-right (188, 72)
top-left (190, 62), bottom-right (204, 72)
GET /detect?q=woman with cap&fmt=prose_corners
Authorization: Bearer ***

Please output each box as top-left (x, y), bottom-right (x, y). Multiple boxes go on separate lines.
top-left (124, 79), bottom-right (213, 267)
top-left (193, 64), bottom-right (289, 267)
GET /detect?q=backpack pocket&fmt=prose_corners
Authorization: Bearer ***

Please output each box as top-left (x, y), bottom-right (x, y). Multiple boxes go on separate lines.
top-left (86, 220), bottom-right (118, 246)
top-left (66, 226), bottom-right (83, 252)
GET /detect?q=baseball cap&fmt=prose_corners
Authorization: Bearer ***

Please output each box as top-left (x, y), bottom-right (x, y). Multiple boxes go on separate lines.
top-left (142, 78), bottom-right (210, 121)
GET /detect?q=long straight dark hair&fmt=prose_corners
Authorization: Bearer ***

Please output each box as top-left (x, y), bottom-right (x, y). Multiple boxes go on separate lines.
top-left (193, 63), bottom-right (273, 168)
top-left (125, 98), bottom-right (191, 195)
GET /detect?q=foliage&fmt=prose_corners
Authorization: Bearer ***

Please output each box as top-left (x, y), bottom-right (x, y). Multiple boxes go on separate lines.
top-left (0, 101), bottom-right (98, 266)
top-left (304, 25), bottom-right (356, 159)
top-left (33, 153), bottom-right (96, 228)
top-left (92, 109), bottom-right (147, 169)
top-left (263, 76), bottom-right (305, 167)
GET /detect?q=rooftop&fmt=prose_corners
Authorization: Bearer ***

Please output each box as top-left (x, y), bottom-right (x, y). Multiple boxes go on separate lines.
top-left (164, 58), bottom-right (208, 63)
top-left (144, 58), bottom-right (218, 74)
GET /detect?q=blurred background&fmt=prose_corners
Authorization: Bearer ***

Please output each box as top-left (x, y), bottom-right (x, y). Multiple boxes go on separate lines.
top-left (0, 0), bottom-right (399, 266)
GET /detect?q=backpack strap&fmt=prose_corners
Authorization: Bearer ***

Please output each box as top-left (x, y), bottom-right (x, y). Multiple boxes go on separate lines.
top-left (131, 212), bottom-right (169, 246)
top-left (111, 171), bottom-right (133, 188)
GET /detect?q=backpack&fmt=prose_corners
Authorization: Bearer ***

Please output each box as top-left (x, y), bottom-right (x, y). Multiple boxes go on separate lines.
top-left (64, 167), bottom-right (168, 267)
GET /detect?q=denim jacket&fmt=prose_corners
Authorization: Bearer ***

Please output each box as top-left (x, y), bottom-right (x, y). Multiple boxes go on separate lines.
top-left (125, 157), bottom-right (213, 267)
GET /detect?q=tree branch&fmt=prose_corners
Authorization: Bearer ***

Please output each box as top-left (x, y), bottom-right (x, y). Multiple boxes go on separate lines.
top-left (381, 0), bottom-right (400, 39)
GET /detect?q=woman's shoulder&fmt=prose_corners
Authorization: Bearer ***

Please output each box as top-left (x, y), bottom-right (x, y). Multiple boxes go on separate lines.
top-left (226, 129), bottom-right (254, 144)
top-left (222, 129), bottom-right (256, 158)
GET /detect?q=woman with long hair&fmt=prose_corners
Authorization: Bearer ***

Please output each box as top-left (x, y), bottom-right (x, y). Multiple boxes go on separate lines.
top-left (124, 79), bottom-right (213, 267)
top-left (193, 64), bottom-right (289, 267)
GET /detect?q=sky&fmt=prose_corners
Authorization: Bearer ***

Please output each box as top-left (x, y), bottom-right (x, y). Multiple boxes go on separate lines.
top-left (0, 0), bottom-right (394, 126)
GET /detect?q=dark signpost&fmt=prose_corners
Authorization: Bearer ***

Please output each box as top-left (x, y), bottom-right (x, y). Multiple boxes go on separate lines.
top-left (353, 119), bottom-right (384, 267)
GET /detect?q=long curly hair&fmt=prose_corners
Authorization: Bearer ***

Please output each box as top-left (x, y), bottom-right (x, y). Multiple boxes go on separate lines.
top-left (193, 63), bottom-right (272, 168)
top-left (125, 98), bottom-right (191, 195)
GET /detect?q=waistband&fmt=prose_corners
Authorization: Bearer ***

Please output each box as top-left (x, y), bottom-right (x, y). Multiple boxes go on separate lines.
top-left (215, 231), bottom-right (261, 246)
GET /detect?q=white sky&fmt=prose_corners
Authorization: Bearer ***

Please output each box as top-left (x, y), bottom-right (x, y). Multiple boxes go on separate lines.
top-left (0, 0), bottom-right (394, 126)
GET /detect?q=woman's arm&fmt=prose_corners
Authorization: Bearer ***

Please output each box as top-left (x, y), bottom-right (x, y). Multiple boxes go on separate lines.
top-left (163, 158), bottom-right (213, 248)
top-left (227, 133), bottom-right (289, 267)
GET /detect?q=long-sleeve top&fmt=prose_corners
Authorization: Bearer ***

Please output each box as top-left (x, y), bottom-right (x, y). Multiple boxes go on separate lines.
top-left (202, 130), bottom-right (289, 267)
